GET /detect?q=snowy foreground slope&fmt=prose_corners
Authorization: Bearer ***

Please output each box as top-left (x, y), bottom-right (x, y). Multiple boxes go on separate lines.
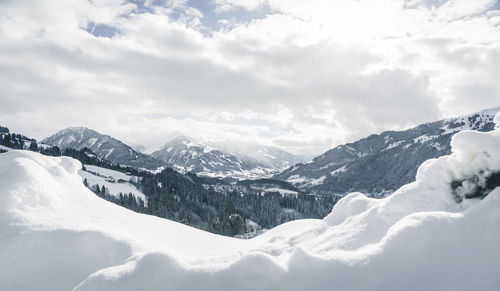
top-left (1, 116), bottom-right (500, 290)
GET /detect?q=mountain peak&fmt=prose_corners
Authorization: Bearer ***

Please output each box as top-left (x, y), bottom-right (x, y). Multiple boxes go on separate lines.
top-left (43, 128), bottom-right (164, 170)
top-left (59, 126), bottom-right (92, 133)
top-left (172, 134), bottom-right (202, 144)
top-left (49, 127), bottom-right (100, 139)
top-left (152, 137), bottom-right (304, 179)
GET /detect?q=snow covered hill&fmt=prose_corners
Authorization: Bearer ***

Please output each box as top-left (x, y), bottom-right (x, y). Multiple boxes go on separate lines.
top-left (43, 127), bottom-right (164, 170)
top-left (1, 114), bottom-right (500, 290)
top-left (79, 164), bottom-right (147, 203)
top-left (152, 135), bottom-right (304, 179)
top-left (276, 107), bottom-right (499, 196)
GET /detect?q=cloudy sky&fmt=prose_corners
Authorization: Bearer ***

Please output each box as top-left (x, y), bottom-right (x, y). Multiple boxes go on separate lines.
top-left (1, 0), bottom-right (499, 156)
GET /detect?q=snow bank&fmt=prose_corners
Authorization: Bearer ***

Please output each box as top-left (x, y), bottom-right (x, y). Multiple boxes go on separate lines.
top-left (1, 114), bottom-right (500, 290)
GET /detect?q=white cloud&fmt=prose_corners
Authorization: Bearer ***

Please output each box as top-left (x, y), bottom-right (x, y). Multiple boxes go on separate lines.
top-left (0, 0), bottom-right (499, 156)
top-left (214, 0), bottom-right (266, 12)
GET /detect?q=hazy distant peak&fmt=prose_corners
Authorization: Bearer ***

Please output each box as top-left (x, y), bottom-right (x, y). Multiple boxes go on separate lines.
top-left (152, 135), bottom-right (305, 179)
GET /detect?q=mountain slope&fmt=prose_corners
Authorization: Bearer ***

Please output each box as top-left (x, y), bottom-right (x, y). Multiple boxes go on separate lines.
top-left (3, 127), bottom-right (332, 236)
top-left (276, 108), bottom-right (499, 196)
top-left (152, 135), bottom-right (303, 179)
top-left (79, 164), bottom-right (146, 202)
top-left (1, 113), bottom-right (500, 290)
top-left (43, 127), bottom-right (164, 170)
top-left (151, 135), bottom-right (251, 175)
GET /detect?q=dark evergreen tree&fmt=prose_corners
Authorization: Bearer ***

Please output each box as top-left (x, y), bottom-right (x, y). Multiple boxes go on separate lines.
top-left (29, 142), bottom-right (38, 152)
top-left (94, 184), bottom-right (101, 196)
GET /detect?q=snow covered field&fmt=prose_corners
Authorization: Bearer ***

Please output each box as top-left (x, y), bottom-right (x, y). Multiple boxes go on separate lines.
top-left (78, 165), bottom-right (147, 202)
top-left (1, 114), bottom-right (500, 290)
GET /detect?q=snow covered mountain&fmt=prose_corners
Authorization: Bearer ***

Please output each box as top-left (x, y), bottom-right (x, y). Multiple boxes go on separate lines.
top-left (221, 142), bottom-right (305, 171)
top-left (43, 127), bottom-right (164, 170)
top-left (151, 135), bottom-right (304, 179)
top-left (1, 113), bottom-right (500, 290)
top-left (276, 107), bottom-right (500, 196)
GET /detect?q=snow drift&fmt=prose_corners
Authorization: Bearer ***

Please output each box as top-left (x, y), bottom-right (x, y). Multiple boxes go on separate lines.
top-left (1, 115), bottom-right (500, 291)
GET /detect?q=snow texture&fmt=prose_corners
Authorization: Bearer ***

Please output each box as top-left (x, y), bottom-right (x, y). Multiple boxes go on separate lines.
top-left (1, 113), bottom-right (500, 290)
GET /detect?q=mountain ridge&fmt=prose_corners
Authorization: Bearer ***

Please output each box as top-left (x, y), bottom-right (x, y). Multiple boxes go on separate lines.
top-left (42, 127), bottom-right (165, 170)
top-left (275, 107), bottom-right (500, 196)
top-left (152, 135), bottom-right (304, 179)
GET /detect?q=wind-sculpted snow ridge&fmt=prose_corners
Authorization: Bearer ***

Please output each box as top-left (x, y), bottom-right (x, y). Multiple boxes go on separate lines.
top-left (1, 114), bottom-right (500, 291)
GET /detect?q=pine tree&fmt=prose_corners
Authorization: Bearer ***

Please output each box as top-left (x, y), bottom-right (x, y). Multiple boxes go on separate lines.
top-left (29, 142), bottom-right (38, 152)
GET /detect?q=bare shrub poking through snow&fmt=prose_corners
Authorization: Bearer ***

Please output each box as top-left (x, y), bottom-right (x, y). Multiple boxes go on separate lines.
top-left (452, 170), bottom-right (500, 202)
